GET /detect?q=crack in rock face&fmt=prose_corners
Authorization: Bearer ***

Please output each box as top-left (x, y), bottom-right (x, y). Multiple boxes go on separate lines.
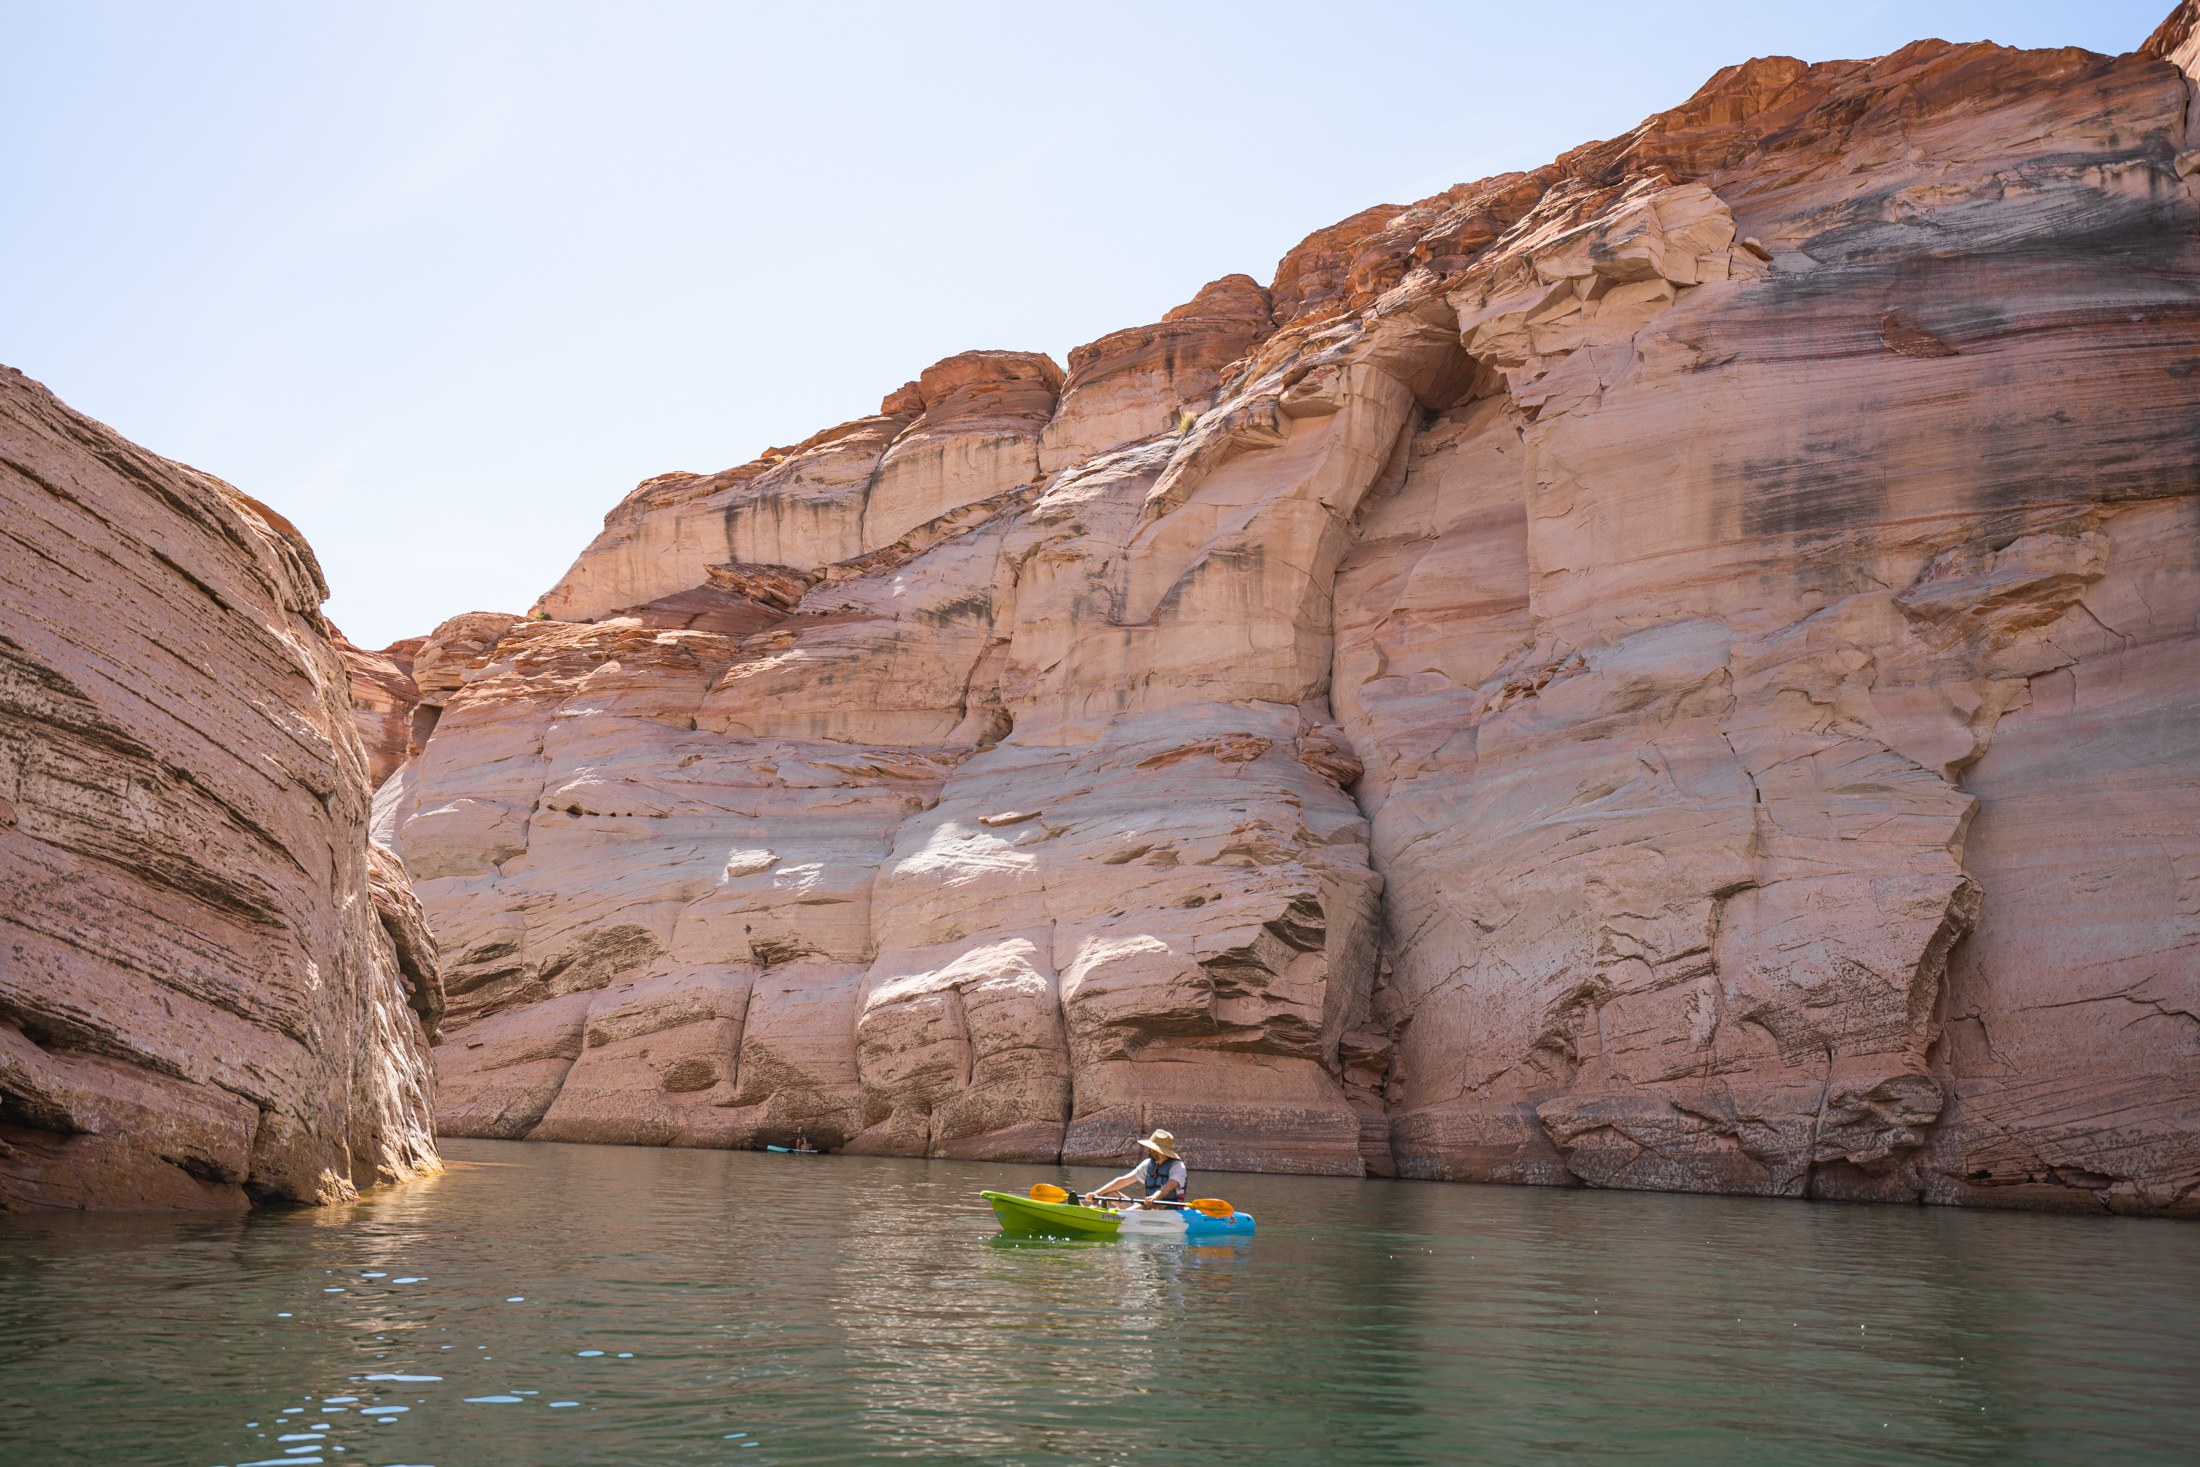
top-left (341, 10), bottom-right (2200, 1216)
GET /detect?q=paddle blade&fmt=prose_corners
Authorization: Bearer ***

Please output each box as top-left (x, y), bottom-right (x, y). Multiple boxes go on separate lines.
top-left (1191, 1197), bottom-right (1234, 1218)
top-left (1029, 1183), bottom-right (1072, 1203)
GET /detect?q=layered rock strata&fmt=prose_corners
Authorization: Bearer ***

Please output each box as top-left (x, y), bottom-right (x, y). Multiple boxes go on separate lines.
top-left (334, 629), bottom-right (424, 790)
top-left (392, 12), bottom-right (2200, 1215)
top-left (0, 367), bottom-right (444, 1211)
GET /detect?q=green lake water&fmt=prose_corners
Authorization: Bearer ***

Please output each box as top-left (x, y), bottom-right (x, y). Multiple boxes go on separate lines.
top-left (1, 1138), bottom-right (2195, 1465)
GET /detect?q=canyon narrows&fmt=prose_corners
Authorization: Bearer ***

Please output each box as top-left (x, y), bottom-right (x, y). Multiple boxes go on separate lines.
top-left (0, 368), bottom-right (444, 1212)
top-left (10, 11), bottom-right (2192, 1220)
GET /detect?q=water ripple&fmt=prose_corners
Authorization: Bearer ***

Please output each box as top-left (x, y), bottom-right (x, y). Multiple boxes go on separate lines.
top-left (0, 1140), bottom-right (2194, 1465)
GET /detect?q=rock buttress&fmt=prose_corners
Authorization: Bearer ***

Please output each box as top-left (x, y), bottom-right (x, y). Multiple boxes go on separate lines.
top-left (0, 366), bottom-right (443, 1211)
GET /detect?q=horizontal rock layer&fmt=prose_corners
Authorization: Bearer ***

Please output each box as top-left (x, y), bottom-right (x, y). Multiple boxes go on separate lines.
top-left (334, 629), bottom-right (423, 790)
top-left (389, 13), bottom-right (2200, 1216)
top-left (0, 367), bottom-right (445, 1212)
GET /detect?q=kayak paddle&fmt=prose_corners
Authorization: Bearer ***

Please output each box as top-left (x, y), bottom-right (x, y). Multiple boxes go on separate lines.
top-left (1028, 1182), bottom-right (1235, 1218)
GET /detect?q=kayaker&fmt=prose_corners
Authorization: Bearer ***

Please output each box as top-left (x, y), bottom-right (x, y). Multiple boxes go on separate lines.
top-left (1087, 1129), bottom-right (1186, 1210)
top-left (793, 1126), bottom-right (817, 1153)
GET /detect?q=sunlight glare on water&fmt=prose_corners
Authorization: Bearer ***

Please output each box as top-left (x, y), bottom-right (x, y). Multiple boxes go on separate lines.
top-left (0, 1138), bottom-right (2195, 1465)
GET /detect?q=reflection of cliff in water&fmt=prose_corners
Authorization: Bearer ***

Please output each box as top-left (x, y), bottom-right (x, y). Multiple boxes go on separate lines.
top-left (1369, 1177), bottom-right (2200, 1461)
top-left (3, 1142), bottom-right (2197, 1463)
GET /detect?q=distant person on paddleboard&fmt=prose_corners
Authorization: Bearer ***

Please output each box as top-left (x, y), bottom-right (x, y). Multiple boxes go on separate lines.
top-left (794, 1126), bottom-right (818, 1153)
top-left (1087, 1129), bottom-right (1186, 1210)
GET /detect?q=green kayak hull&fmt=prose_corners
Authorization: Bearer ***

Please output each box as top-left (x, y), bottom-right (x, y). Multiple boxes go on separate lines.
top-left (981, 1190), bottom-right (1122, 1238)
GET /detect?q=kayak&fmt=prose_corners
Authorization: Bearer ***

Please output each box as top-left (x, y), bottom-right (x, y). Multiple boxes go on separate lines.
top-left (982, 1190), bottom-right (1121, 1237)
top-left (980, 1190), bottom-right (1255, 1239)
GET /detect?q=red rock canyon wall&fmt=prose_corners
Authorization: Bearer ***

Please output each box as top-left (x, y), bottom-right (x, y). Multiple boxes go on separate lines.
top-left (384, 12), bottom-right (2199, 1215)
top-left (0, 367), bottom-right (444, 1211)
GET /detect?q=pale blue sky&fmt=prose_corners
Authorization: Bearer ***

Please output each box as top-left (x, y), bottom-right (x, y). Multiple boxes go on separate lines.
top-left (3, 1), bottom-right (2178, 647)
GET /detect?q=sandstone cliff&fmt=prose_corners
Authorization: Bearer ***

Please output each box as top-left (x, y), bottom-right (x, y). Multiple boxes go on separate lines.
top-left (334, 628), bottom-right (424, 790)
top-left (0, 367), bottom-right (444, 1211)
top-left (388, 13), bottom-right (2200, 1216)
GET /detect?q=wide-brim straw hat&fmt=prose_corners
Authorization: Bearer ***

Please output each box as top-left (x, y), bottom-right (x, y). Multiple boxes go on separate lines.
top-left (1136, 1128), bottom-right (1179, 1160)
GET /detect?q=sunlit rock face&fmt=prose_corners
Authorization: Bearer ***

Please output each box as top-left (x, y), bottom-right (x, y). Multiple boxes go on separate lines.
top-left (392, 14), bottom-right (2200, 1214)
top-left (529, 351), bottom-right (1065, 627)
top-left (0, 367), bottom-right (444, 1213)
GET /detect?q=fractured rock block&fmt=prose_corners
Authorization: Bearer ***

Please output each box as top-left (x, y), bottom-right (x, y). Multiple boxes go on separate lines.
top-left (529, 967), bottom-right (753, 1147)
